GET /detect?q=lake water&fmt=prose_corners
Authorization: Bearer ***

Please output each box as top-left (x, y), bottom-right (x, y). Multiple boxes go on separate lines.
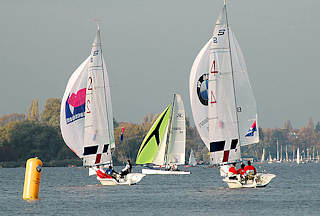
top-left (1, 163), bottom-right (320, 216)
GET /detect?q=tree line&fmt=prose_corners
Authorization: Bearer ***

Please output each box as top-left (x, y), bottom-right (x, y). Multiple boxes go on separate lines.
top-left (0, 98), bottom-right (319, 167)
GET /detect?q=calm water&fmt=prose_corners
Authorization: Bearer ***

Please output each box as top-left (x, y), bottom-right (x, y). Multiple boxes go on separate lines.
top-left (1, 163), bottom-right (320, 216)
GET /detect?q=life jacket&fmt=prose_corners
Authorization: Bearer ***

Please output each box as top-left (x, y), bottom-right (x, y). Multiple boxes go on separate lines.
top-left (237, 168), bottom-right (245, 176)
top-left (229, 166), bottom-right (238, 175)
top-left (244, 165), bottom-right (256, 175)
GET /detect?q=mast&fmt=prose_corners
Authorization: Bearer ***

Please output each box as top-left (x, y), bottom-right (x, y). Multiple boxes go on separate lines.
top-left (224, 0), bottom-right (241, 150)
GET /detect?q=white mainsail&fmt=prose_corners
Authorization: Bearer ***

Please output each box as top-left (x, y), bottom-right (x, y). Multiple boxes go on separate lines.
top-left (167, 94), bottom-right (186, 165)
top-left (60, 57), bottom-right (90, 158)
top-left (188, 149), bottom-right (197, 166)
top-left (189, 1), bottom-right (258, 165)
top-left (83, 27), bottom-right (114, 167)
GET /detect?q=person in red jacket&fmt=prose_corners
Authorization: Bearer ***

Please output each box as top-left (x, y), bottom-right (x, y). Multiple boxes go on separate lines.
top-left (228, 163), bottom-right (238, 175)
top-left (237, 163), bottom-right (246, 176)
top-left (244, 161), bottom-right (257, 176)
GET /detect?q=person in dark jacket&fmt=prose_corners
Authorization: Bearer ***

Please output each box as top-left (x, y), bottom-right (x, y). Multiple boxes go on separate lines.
top-left (120, 160), bottom-right (132, 177)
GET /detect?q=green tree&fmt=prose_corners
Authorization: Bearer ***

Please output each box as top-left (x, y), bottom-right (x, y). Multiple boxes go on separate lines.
top-left (41, 98), bottom-right (61, 128)
top-left (27, 99), bottom-right (39, 121)
top-left (315, 121), bottom-right (320, 133)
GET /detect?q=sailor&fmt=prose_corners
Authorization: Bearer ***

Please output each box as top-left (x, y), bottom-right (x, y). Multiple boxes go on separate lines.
top-left (120, 160), bottom-right (132, 177)
top-left (237, 163), bottom-right (246, 176)
top-left (105, 165), bottom-right (113, 176)
top-left (244, 161), bottom-right (257, 179)
top-left (228, 163), bottom-right (238, 179)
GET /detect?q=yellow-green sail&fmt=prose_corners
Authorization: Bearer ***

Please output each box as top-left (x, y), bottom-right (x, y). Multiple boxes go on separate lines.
top-left (136, 105), bottom-right (171, 164)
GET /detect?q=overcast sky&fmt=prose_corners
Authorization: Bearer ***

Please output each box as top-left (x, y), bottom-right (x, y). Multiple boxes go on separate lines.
top-left (1, 0), bottom-right (319, 128)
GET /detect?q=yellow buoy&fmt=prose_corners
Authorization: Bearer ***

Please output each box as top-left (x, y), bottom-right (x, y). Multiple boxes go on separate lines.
top-left (23, 158), bottom-right (43, 200)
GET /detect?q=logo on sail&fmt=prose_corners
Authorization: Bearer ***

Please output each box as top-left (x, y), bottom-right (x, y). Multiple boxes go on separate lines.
top-left (65, 88), bottom-right (86, 124)
top-left (197, 74), bottom-right (208, 106)
top-left (245, 120), bottom-right (257, 137)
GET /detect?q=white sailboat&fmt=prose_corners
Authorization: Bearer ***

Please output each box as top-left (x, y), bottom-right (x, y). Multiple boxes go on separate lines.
top-left (60, 26), bottom-right (145, 185)
top-left (188, 149), bottom-right (198, 167)
top-left (260, 148), bottom-right (265, 163)
top-left (296, 148), bottom-right (300, 164)
top-left (136, 94), bottom-right (190, 175)
top-left (189, 0), bottom-right (275, 188)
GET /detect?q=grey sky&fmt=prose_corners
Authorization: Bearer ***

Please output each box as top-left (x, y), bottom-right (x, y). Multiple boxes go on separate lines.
top-left (1, 0), bottom-right (319, 128)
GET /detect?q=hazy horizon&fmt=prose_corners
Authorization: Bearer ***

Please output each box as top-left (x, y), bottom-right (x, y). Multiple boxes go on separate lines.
top-left (1, 0), bottom-right (319, 129)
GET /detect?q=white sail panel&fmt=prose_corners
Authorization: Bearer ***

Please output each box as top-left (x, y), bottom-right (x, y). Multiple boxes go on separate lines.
top-left (229, 30), bottom-right (259, 146)
top-left (83, 28), bottom-right (113, 166)
top-left (167, 94), bottom-right (186, 165)
top-left (208, 5), bottom-right (240, 165)
top-left (60, 56), bottom-right (90, 158)
top-left (189, 39), bottom-right (211, 149)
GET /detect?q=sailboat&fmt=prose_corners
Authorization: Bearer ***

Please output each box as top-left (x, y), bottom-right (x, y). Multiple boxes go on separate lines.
top-left (60, 26), bottom-right (145, 185)
top-left (189, 0), bottom-right (275, 188)
top-left (136, 94), bottom-right (190, 175)
top-left (260, 148), bottom-right (265, 163)
top-left (188, 149), bottom-right (198, 167)
top-left (296, 148), bottom-right (300, 164)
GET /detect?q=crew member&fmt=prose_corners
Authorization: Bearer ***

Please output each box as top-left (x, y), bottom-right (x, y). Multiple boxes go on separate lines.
top-left (228, 163), bottom-right (238, 179)
top-left (237, 163), bottom-right (246, 176)
top-left (244, 161), bottom-right (257, 176)
top-left (120, 160), bottom-right (132, 177)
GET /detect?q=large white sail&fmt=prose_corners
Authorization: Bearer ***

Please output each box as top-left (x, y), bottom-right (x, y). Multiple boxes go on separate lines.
top-left (167, 94), bottom-right (186, 165)
top-left (208, 5), bottom-right (240, 164)
top-left (83, 27), bottom-right (114, 167)
top-left (60, 56), bottom-right (90, 158)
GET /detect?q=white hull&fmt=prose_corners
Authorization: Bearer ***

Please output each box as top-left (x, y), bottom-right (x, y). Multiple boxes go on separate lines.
top-left (142, 168), bottom-right (190, 175)
top-left (98, 173), bottom-right (146, 186)
top-left (223, 173), bottom-right (276, 189)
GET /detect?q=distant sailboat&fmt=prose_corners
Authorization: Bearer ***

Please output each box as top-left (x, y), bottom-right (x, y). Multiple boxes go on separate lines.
top-left (136, 94), bottom-right (190, 175)
top-left (60, 26), bottom-right (145, 185)
top-left (260, 148), bottom-right (265, 163)
top-left (188, 149), bottom-right (198, 166)
top-left (189, 0), bottom-right (274, 188)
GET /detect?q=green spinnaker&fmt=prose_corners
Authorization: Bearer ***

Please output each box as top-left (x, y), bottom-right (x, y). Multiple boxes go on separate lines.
top-left (136, 105), bottom-right (171, 164)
